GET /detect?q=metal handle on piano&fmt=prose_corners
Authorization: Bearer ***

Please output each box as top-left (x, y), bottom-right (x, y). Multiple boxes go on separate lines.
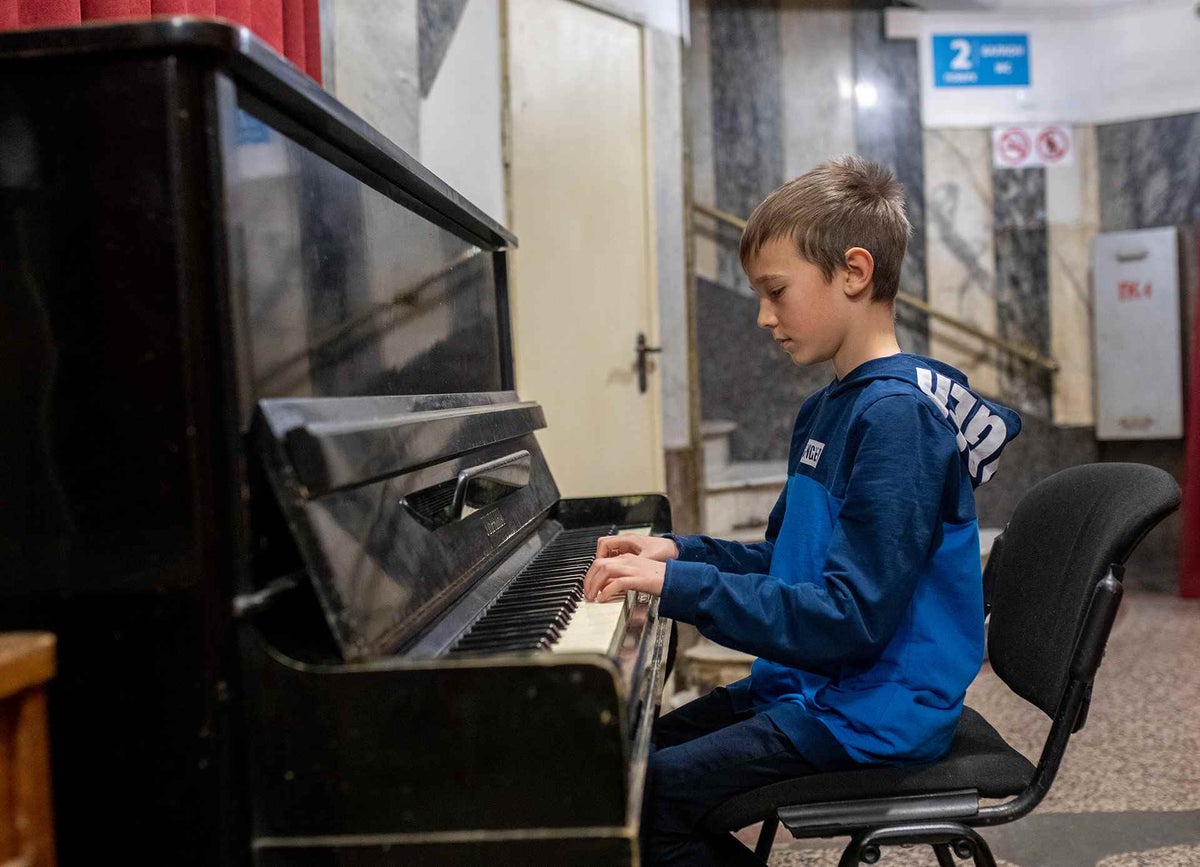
top-left (636, 332), bottom-right (662, 395)
top-left (453, 450), bottom-right (533, 520)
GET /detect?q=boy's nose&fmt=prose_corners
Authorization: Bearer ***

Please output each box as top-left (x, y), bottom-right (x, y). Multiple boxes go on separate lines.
top-left (757, 297), bottom-right (777, 330)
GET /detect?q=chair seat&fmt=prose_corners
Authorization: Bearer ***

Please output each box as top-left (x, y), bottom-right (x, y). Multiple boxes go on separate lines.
top-left (703, 706), bottom-right (1035, 833)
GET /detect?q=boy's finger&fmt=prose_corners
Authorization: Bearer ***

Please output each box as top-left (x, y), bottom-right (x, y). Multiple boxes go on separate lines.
top-left (585, 558), bottom-right (621, 599)
top-left (597, 577), bottom-right (629, 603)
top-left (583, 560), bottom-right (605, 598)
top-left (596, 536), bottom-right (627, 559)
top-left (589, 567), bottom-right (615, 601)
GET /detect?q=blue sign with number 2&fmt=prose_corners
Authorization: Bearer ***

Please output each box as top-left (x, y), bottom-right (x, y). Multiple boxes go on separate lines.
top-left (933, 34), bottom-right (1030, 88)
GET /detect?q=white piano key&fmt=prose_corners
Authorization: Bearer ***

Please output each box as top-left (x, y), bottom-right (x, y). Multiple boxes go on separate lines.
top-left (548, 598), bottom-right (626, 655)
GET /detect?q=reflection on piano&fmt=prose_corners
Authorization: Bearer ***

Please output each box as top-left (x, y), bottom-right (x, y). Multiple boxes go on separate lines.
top-left (0, 19), bottom-right (671, 866)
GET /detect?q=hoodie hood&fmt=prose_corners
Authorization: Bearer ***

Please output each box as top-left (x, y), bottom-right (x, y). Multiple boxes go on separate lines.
top-left (831, 353), bottom-right (1022, 488)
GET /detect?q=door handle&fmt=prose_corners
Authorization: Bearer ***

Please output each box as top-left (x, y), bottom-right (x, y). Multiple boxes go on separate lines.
top-left (636, 332), bottom-right (662, 394)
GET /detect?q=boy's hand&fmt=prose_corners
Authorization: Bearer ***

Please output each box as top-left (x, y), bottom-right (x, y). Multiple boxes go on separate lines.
top-left (583, 554), bottom-right (666, 603)
top-left (593, 533), bottom-right (679, 562)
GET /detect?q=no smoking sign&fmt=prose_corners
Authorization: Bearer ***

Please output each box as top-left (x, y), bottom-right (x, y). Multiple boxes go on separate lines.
top-left (992, 124), bottom-right (1073, 169)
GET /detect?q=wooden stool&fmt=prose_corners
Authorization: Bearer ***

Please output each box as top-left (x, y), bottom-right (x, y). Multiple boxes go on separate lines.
top-left (0, 633), bottom-right (56, 867)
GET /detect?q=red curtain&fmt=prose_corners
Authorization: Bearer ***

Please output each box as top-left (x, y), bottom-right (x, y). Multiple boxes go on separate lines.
top-left (1181, 227), bottom-right (1200, 598)
top-left (0, 0), bottom-right (320, 82)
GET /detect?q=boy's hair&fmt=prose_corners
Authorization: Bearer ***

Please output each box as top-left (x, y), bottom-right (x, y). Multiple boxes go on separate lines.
top-left (739, 155), bottom-right (911, 302)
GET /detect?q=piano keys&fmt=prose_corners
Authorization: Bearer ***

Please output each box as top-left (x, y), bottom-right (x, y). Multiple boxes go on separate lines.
top-left (0, 18), bottom-right (672, 867)
top-left (445, 526), bottom-right (650, 656)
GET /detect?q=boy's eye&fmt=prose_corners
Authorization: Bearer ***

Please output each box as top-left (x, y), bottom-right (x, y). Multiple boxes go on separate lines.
top-left (768, 287), bottom-right (785, 300)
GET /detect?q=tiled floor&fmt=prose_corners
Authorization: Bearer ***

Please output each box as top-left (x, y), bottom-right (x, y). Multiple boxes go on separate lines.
top-left (735, 591), bottom-right (1200, 866)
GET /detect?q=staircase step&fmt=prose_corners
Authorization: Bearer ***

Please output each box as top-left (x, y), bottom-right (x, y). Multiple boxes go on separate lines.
top-left (681, 637), bottom-right (756, 692)
top-left (701, 419), bottom-right (738, 472)
top-left (706, 460), bottom-right (787, 492)
top-left (703, 460), bottom-right (786, 536)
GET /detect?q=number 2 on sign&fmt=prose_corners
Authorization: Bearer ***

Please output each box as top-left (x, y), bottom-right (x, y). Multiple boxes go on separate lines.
top-left (1117, 280), bottom-right (1152, 301)
top-left (950, 38), bottom-right (972, 70)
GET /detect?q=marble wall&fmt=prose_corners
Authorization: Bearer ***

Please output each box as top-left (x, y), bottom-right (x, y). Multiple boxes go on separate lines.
top-left (328, 0), bottom-right (420, 154)
top-left (851, 8), bottom-right (927, 356)
top-left (709, 0), bottom-right (784, 294)
top-left (923, 128), bottom-right (998, 397)
top-left (418, 0), bottom-right (469, 98)
top-left (993, 167), bottom-right (1052, 418)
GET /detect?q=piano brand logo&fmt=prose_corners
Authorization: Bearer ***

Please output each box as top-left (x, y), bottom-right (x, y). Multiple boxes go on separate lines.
top-left (483, 511), bottom-right (507, 537)
top-left (800, 439), bottom-right (825, 468)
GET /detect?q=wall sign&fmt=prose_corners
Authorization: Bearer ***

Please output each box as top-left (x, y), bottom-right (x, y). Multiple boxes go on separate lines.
top-left (1092, 227), bottom-right (1184, 441)
top-left (991, 124), bottom-right (1073, 168)
top-left (932, 34), bottom-right (1030, 88)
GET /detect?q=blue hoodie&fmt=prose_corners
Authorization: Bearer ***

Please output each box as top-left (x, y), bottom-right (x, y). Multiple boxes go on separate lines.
top-left (661, 353), bottom-right (1021, 767)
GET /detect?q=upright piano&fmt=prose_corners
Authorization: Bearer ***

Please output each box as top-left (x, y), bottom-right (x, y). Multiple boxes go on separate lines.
top-left (0, 20), bottom-right (671, 866)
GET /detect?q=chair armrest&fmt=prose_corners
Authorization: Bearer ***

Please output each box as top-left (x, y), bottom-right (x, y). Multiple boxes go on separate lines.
top-left (1070, 568), bottom-right (1123, 684)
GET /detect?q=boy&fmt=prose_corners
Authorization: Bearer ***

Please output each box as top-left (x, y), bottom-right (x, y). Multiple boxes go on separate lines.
top-left (582, 156), bottom-right (1020, 866)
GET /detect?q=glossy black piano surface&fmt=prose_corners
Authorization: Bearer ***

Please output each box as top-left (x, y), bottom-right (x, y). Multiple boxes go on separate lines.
top-left (0, 19), bottom-right (670, 866)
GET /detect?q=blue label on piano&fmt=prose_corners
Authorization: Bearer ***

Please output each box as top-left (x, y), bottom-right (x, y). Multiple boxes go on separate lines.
top-left (236, 111), bottom-right (272, 145)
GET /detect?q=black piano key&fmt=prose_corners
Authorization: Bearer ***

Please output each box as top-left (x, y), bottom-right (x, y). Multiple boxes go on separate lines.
top-left (468, 614), bottom-right (561, 634)
top-left (468, 612), bottom-right (562, 633)
top-left (470, 608), bottom-right (559, 626)
top-left (454, 636), bottom-right (552, 655)
top-left (527, 556), bottom-right (591, 566)
top-left (515, 568), bottom-right (589, 583)
top-left (508, 577), bottom-right (584, 590)
top-left (490, 594), bottom-right (580, 612)
top-left (513, 568), bottom-right (587, 581)
top-left (458, 622), bottom-right (560, 642)
top-left (475, 602), bottom-right (575, 624)
top-left (456, 628), bottom-right (558, 649)
top-left (488, 590), bottom-right (580, 608)
top-left (517, 568), bottom-right (588, 578)
top-left (482, 599), bottom-right (576, 617)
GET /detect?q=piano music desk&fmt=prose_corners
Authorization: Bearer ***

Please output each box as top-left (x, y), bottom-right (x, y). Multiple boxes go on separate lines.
top-left (0, 632), bottom-right (57, 867)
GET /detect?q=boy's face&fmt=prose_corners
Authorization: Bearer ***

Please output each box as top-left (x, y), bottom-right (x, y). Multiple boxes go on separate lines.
top-left (746, 236), bottom-right (847, 367)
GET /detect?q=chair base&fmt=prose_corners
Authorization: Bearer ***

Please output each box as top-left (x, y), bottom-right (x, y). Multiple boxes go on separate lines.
top-left (752, 819), bottom-right (996, 867)
top-left (839, 822), bottom-right (996, 867)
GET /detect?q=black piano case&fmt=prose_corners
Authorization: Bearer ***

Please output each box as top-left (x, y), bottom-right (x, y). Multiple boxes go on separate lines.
top-left (0, 19), bottom-right (671, 866)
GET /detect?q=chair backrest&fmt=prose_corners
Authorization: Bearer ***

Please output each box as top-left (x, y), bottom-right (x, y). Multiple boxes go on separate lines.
top-left (986, 463), bottom-right (1180, 718)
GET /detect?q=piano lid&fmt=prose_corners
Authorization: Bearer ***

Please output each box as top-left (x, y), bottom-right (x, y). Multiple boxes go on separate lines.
top-left (257, 392), bottom-right (561, 660)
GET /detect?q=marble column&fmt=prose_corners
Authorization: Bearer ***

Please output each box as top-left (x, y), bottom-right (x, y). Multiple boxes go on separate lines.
top-left (418, 0), bottom-right (468, 98)
top-left (779, 4), bottom-right (856, 178)
top-left (710, 0), bottom-right (784, 294)
top-left (1098, 113), bottom-right (1200, 233)
top-left (852, 9), bottom-right (927, 355)
top-left (648, 27), bottom-right (689, 451)
top-left (993, 167), bottom-right (1051, 417)
top-left (1045, 125), bottom-right (1098, 427)
top-left (922, 128), bottom-right (998, 396)
top-left (330, 0), bottom-right (420, 155)
top-left (688, 0), bottom-right (718, 285)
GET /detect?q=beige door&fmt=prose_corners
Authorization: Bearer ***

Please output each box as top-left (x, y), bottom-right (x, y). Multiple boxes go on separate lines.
top-left (506, 0), bottom-right (665, 498)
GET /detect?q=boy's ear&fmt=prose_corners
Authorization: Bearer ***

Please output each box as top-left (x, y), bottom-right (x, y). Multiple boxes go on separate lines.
top-left (842, 247), bottom-right (875, 299)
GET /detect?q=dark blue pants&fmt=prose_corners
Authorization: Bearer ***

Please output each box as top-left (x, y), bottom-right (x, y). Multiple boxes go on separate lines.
top-left (641, 687), bottom-right (822, 866)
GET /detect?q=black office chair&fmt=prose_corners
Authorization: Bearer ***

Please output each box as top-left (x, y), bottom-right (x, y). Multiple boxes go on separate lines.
top-left (702, 463), bottom-right (1181, 866)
